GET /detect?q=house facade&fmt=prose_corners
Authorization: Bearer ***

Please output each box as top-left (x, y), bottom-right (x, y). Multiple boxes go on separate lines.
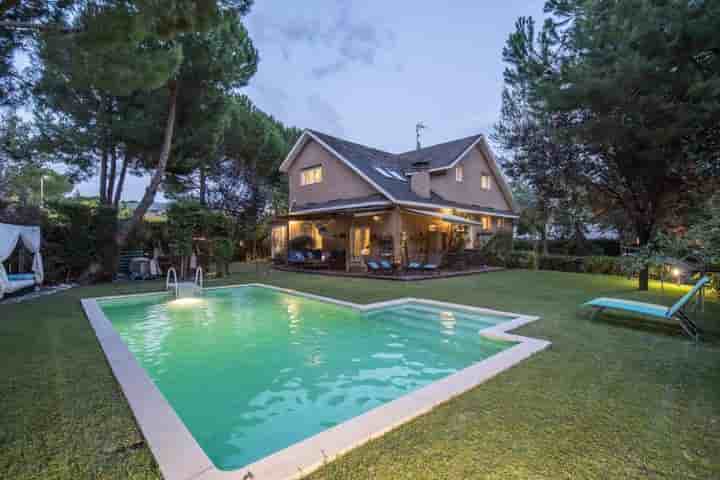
top-left (272, 129), bottom-right (518, 271)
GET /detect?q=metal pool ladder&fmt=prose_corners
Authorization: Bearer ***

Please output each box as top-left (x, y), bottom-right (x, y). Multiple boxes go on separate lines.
top-left (166, 267), bottom-right (203, 298)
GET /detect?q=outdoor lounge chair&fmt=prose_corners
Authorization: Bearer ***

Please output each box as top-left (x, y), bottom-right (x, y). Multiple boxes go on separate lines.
top-left (287, 250), bottom-right (306, 266)
top-left (582, 276), bottom-right (710, 341)
top-left (407, 259), bottom-right (423, 271)
top-left (365, 259), bottom-right (383, 274)
top-left (378, 259), bottom-right (396, 273)
top-left (422, 253), bottom-right (444, 272)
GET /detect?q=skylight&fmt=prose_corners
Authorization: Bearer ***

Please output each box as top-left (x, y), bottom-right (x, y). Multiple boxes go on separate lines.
top-left (388, 169), bottom-right (407, 181)
top-left (374, 166), bottom-right (407, 182)
top-left (374, 166), bottom-right (393, 179)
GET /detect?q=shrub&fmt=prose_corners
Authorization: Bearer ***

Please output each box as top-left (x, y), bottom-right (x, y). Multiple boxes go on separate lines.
top-left (505, 251), bottom-right (538, 269)
top-left (289, 235), bottom-right (313, 251)
top-left (511, 238), bottom-right (621, 256)
top-left (534, 254), bottom-right (624, 275)
top-left (212, 237), bottom-right (234, 277)
top-left (479, 231), bottom-right (513, 266)
top-left (584, 256), bottom-right (624, 275)
top-left (538, 254), bottom-right (582, 272)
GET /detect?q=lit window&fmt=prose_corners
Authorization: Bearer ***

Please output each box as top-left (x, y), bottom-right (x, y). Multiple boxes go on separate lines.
top-left (480, 174), bottom-right (491, 190)
top-left (300, 166), bottom-right (323, 186)
top-left (481, 216), bottom-right (491, 230)
top-left (456, 166), bottom-right (463, 182)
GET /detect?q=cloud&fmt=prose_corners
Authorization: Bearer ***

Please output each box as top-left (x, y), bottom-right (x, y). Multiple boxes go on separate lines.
top-left (248, 81), bottom-right (291, 119)
top-left (250, 1), bottom-right (395, 78)
top-left (306, 95), bottom-right (344, 136)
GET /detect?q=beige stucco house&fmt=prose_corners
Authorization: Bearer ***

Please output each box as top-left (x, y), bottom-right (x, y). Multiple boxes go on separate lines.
top-left (271, 129), bottom-right (518, 271)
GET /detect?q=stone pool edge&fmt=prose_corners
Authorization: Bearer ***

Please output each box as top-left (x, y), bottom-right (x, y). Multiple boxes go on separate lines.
top-left (81, 283), bottom-right (551, 480)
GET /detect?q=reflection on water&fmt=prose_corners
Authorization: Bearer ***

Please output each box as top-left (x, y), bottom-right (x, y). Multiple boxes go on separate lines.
top-left (100, 287), bottom-right (513, 471)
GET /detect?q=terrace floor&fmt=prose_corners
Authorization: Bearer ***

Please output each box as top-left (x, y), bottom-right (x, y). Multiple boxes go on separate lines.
top-left (1, 268), bottom-right (719, 479)
top-left (273, 264), bottom-right (505, 280)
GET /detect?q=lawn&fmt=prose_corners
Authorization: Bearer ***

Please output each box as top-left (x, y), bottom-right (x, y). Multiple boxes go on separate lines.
top-left (1, 269), bottom-right (719, 479)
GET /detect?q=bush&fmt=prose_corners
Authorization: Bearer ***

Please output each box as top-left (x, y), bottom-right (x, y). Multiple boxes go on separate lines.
top-left (505, 251), bottom-right (538, 269)
top-left (289, 235), bottom-right (313, 251)
top-left (479, 231), bottom-right (513, 266)
top-left (534, 254), bottom-right (624, 275)
top-left (212, 237), bottom-right (234, 277)
top-left (512, 238), bottom-right (621, 256)
top-left (584, 255), bottom-right (624, 275)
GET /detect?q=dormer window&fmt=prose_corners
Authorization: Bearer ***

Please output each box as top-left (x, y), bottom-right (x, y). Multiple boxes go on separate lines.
top-left (480, 174), bottom-right (491, 190)
top-left (455, 166), bottom-right (464, 182)
top-left (300, 165), bottom-right (323, 186)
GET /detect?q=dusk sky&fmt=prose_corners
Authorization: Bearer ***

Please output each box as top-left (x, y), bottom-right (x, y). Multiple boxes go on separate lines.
top-left (76, 0), bottom-right (546, 200)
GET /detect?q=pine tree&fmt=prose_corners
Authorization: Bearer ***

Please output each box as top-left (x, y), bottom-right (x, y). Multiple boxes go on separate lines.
top-left (500, 0), bottom-right (720, 290)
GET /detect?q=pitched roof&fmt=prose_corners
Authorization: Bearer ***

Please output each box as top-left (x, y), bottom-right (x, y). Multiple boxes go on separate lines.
top-left (395, 134), bottom-right (483, 171)
top-left (290, 194), bottom-right (390, 214)
top-left (280, 129), bottom-right (517, 216)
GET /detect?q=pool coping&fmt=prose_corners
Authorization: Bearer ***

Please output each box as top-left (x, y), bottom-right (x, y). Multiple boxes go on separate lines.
top-left (81, 283), bottom-right (551, 480)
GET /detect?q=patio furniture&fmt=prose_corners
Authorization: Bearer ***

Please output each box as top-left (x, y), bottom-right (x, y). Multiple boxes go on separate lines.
top-left (407, 259), bottom-right (424, 271)
top-left (129, 257), bottom-right (152, 280)
top-left (582, 276), bottom-right (710, 341)
top-left (288, 250), bottom-right (307, 266)
top-left (422, 253), bottom-right (444, 272)
top-left (365, 259), bottom-right (383, 274)
top-left (118, 249), bottom-right (145, 277)
top-left (303, 250), bottom-right (330, 269)
top-left (0, 223), bottom-right (44, 299)
top-left (378, 259), bottom-right (396, 274)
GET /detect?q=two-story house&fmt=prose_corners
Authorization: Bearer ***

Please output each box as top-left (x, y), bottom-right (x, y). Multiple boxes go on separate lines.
top-left (271, 129), bottom-right (518, 271)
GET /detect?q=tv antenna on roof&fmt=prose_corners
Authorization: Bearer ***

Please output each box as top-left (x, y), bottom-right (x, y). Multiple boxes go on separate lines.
top-left (416, 122), bottom-right (428, 150)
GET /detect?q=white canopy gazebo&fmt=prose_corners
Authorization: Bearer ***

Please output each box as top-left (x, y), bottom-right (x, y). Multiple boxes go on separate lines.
top-left (0, 223), bottom-right (44, 298)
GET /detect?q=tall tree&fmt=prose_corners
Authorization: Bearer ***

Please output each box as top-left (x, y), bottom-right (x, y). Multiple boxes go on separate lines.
top-left (493, 17), bottom-right (583, 254)
top-left (0, 1), bottom-right (78, 106)
top-left (33, 1), bottom-right (256, 254)
top-left (500, 1), bottom-right (720, 290)
top-left (205, 97), bottom-right (296, 258)
top-left (163, 12), bottom-right (258, 206)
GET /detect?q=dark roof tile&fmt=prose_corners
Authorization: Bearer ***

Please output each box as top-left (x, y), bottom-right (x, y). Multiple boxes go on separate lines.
top-left (305, 130), bottom-right (514, 214)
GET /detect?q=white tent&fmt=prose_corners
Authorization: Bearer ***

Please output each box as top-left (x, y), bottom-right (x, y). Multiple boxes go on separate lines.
top-left (0, 223), bottom-right (44, 298)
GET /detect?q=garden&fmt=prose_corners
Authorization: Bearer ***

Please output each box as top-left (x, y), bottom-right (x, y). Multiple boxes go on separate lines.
top-left (1, 1), bottom-right (720, 479)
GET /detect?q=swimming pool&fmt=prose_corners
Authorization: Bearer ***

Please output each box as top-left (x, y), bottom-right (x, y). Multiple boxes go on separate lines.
top-left (84, 284), bottom-right (549, 480)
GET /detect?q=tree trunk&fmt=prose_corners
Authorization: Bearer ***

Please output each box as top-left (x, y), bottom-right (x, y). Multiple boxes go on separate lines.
top-left (115, 80), bottom-right (178, 249)
top-left (113, 153), bottom-right (128, 207)
top-left (637, 226), bottom-right (653, 291)
top-left (199, 166), bottom-right (207, 206)
top-left (99, 146), bottom-right (108, 203)
top-left (107, 146), bottom-right (117, 205)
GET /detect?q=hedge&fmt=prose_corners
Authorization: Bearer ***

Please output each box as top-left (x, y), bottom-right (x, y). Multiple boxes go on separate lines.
top-left (513, 238), bottom-right (621, 257)
top-left (505, 252), bottom-right (625, 275)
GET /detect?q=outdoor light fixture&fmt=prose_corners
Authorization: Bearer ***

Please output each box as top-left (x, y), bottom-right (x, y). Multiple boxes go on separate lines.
top-left (167, 297), bottom-right (206, 308)
top-left (372, 215), bottom-right (381, 221)
top-left (672, 268), bottom-right (681, 277)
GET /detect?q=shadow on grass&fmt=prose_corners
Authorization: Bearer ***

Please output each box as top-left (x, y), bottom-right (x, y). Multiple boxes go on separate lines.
top-left (585, 308), bottom-right (720, 346)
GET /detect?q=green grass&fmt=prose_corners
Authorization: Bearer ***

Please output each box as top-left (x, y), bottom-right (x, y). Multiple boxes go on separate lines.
top-left (1, 270), bottom-right (719, 479)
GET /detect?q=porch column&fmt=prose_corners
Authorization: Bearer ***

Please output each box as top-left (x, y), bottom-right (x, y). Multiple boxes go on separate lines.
top-left (285, 220), bottom-right (290, 263)
top-left (346, 220), bottom-right (352, 272)
top-left (392, 207), bottom-right (402, 264)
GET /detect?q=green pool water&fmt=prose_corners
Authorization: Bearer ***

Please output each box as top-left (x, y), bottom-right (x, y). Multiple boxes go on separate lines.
top-left (99, 286), bottom-right (515, 470)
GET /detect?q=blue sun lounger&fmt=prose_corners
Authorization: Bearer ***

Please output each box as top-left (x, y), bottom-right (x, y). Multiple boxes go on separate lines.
top-left (583, 276), bottom-right (710, 341)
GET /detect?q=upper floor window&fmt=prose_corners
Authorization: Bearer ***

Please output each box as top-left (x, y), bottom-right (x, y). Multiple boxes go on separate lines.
top-left (455, 166), bottom-right (464, 182)
top-left (481, 216), bottom-right (491, 230)
top-left (480, 174), bottom-right (491, 190)
top-left (300, 165), bottom-right (323, 186)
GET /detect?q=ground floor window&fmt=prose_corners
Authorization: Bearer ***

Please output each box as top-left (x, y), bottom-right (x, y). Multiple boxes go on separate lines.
top-left (271, 225), bottom-right (287, 258)
top-left (351, 226), bottom-right (371, 259)
top-left (289, 222), bottom-right (323, 249)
